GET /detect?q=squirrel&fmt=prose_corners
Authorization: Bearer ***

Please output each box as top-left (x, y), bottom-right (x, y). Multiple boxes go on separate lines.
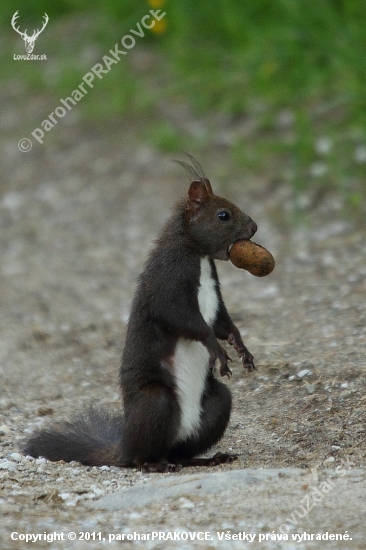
top-left (24, 156), bottom-right (258, 472)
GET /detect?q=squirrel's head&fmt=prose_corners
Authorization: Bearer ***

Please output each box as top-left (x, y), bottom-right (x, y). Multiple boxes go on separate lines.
top-left (176, 157), bottom-right (256, 261)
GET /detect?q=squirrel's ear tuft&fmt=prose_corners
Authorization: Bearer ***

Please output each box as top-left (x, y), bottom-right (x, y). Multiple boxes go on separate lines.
top-left (176, 155), bottom-right (214, 215)
top-left (201, 177), bottom-right (213, 195)
top-left (174, 154), bottom-right (211, 187)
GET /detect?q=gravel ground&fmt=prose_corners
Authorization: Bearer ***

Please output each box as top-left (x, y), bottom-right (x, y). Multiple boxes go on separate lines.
top-left (1, 115), bottom-right (366, 549)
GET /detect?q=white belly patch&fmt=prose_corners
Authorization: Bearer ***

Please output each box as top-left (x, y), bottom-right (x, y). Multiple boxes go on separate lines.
top-left (173, 257), bottom-right (219, 442)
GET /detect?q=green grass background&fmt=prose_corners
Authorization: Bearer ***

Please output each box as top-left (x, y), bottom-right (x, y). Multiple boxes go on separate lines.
top-left (2, 0), bottom-right (366, 211)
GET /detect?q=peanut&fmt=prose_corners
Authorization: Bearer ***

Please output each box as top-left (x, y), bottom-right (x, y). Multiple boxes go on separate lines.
top-left (229, 240), bottom-right (275, 277)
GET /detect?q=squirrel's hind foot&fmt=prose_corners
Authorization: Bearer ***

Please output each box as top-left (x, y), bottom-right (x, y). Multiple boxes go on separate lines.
top-left (141, 461), bottom-right (182, 473)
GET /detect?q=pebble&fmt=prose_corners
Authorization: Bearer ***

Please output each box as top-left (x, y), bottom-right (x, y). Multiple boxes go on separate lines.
top-left (129, 512), bottom-right (142, 519)
top-left (10, 453), bottom-right (23, 462)
top-left (58, 492), bottom-right (71, 500)
top-left (91, 487), bottom-right (105, 497)
top-left (221, 522), bottom-right (235, 530)
top-left (0, 460), bottom-right (17, 472)
top-left (297, 369), bottom-right (312, 378)
top-left (179, 497), bottom-right (195, 509)
top-left (0, 424), bottom-right (11, 435)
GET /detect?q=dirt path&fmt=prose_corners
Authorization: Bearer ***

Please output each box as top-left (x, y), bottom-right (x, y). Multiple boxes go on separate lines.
top-left (1, 120), bottom-right (365, 549)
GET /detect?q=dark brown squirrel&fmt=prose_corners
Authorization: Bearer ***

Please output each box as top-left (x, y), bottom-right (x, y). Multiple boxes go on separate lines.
top-left (24, 157), bottom-right (258, 472)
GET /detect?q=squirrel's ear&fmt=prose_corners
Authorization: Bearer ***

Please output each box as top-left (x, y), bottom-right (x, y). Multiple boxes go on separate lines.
top-left (187, 180), bottom-right (210, 211)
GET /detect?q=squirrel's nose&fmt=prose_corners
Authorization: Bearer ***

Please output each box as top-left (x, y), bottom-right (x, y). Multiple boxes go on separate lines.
top-left (249, 220), bottom-right (257, 237)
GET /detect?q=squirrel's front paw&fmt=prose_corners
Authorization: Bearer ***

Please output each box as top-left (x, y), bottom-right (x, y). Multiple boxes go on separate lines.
top-left (228, 332), bottom-right (256, 372)
top-left (209, 346), bottom-right (232, 378)
top-left (219, 357), bottom-right (232, 379)
top-left (218, 347), bottom-right (232, 379)
top-left (241, 349), bottom-right (256, 372)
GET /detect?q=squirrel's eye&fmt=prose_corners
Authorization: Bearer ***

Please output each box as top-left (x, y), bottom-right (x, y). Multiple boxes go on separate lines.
top-left (218, 210), bottom-right (231, 222)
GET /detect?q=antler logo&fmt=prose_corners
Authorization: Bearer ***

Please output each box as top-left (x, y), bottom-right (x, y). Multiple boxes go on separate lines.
top-left (11, 11), bottom-right (49, 53)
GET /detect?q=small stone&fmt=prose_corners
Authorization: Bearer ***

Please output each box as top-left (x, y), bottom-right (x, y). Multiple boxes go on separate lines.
top-left (324, 456), bottom-right (335, 465)
top-left (179, 497), bottom-right (195, 509)
top-left (0, 425), bottom-right (11, 435)
top-left (340, 382), bottom-right (348, 389)
top-left (36, 458), bottom-right (47, 465)
top-left (221, 522), bottom-right (235, 530)
top-left (92, 488), bottom-right (104, 497)
top-left (297, 369), bottom-right (312, 378)
top-left (0, 460), bottom-right (17, 472)
top-left (305, 384), bottom-right (315, 394)
top-left (10, 453), bottom-right (22, 462)
top-left (59, 492), bottom-right (71, 500)
top-left (288, 375), bottom-right (297, 382)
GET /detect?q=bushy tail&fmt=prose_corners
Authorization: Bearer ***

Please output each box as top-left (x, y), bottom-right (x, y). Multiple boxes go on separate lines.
top-left (23, 407), bottom-right (125, 467)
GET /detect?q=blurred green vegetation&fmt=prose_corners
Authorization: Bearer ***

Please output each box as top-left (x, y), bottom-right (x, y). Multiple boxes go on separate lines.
top-left (2, 0), bottom-right (366, 209)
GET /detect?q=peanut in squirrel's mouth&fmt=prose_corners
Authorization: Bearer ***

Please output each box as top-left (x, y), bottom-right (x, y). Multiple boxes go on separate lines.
top-left (228, 238), bottom-right (250, 254)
